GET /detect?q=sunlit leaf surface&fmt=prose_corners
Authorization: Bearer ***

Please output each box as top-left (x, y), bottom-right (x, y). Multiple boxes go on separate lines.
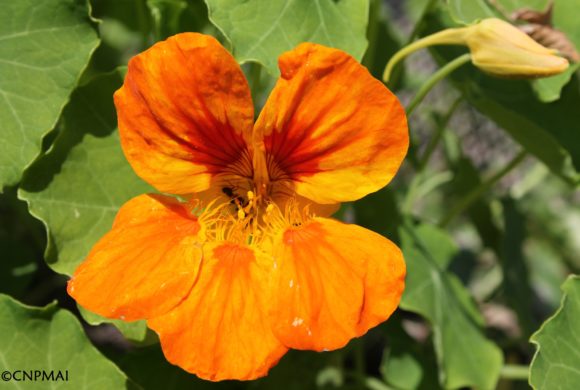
top-left (205, 0), bottom-right (369, 75)
top-left (0, 0), bottom-right (99, 188)
top-left (0, 294), bottom-right (128, 388)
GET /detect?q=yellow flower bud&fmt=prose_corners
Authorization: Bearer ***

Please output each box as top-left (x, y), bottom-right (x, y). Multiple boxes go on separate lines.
top-left (463, 18), bottom-right (569, 78)
top-left (383, 18), bottom-right (569, 82)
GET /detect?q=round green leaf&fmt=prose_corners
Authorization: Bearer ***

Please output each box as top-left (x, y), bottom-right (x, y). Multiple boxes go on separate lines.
top-left (0, 294), bottom-right (128, 389)
top-left (205, 0), bottom-right (369, 75)
top-left (18, 70), bottom-right (151, 341)
top-left (79, 306), bottom-right (148, 344)
top-left (19, 69), bottom-right (151, 276)
top-left (0, 0), bottom-right (99, 188)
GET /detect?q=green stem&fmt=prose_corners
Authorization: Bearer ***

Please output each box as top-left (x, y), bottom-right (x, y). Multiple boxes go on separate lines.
top-left (500, 364), bottom-right (530, 381)
top-left (406, 53), bottom-right (471, 116)
top-left (383, 27), bottom-right (468, 83)
top-left (439, 150), bottom-right (528, 227)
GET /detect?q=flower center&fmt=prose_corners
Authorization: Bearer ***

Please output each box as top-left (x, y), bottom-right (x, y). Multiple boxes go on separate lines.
top-left (197, 184), bottom-right (310, 249)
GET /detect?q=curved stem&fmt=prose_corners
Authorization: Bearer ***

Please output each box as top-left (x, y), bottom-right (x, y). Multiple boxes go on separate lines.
top-left (439, 150), bottom-right (528, 227)
top-left (383, 27), bottom-right (468, 83)
top-left (500, 364), bottom-right (530, 381)
top-left (406, 53), bottom-right (471, 116)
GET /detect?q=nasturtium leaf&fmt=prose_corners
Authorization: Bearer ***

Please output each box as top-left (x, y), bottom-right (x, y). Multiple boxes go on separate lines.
top-left (381, 320), bottom-right (439, 390)
top-left (400, 223), bottom-right (503, 390)
top-left (553, 0), bottom-right (580, 49)
top-left (446, 0), bottom-right (547, 25)
top-left (204, 0), bottom-right (369, 75)
top-left (19, 70), bottom-right (151, 340)
top-left (382, 352), bottom-right (423, 390)
top-left (0, 294), bottom-right (128, 388)
top-left (0, 0), bottom-right (99, 189)
top-left (532, 64), bottom-right (580, 103)
top-left (530, 275), bottom-right (580, 389)
top-left (445, 0), bottom-right (498, 25)
top-left (19, 69), bottom-right (151, 276)
top-left (79, 307), bottom-right (148, 343)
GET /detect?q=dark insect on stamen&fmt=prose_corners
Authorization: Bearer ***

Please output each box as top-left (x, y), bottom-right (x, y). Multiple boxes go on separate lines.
top-left (222, 187), bottom-right (247, 207)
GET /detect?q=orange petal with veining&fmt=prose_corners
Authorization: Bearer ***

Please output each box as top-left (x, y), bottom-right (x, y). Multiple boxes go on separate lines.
top-left (268, 217), bottom-right (405, 350)
top-left (254, 43), bottom-right (408, 204)
top-left (115, 33), bottom-right (254, 195)
top-left (148, 242), bottom-right (288, 381)
top-left (68, 194), bottom-right (202, 321)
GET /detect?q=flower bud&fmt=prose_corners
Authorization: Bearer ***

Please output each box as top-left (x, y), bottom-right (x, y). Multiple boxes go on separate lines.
top-left (463, 18), bottom-right (569, 78)
top-left (383, 18), bottom-right (570, 82)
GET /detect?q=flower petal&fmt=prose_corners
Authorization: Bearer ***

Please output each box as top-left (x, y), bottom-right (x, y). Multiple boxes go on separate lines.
top-left (254, 43), bottom-right (408, 204)
top-left (67, 194), bottom-right (202, 321)
top-left (115, 33), bottom-right (254, 195)
top-left (148, 242), bottom-right (288, 381)
top-left (269, 217), bottom-right (405, 351)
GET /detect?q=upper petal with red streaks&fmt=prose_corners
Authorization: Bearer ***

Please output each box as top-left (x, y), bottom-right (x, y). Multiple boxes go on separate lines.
top-left (254, 43), bottom-right (408, 204)
top-left (115, 33), bottom-right (254, 195)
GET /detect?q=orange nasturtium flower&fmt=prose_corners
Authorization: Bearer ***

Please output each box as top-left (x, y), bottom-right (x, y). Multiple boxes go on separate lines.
top-left (67, 33), bottom-right (409, 381)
